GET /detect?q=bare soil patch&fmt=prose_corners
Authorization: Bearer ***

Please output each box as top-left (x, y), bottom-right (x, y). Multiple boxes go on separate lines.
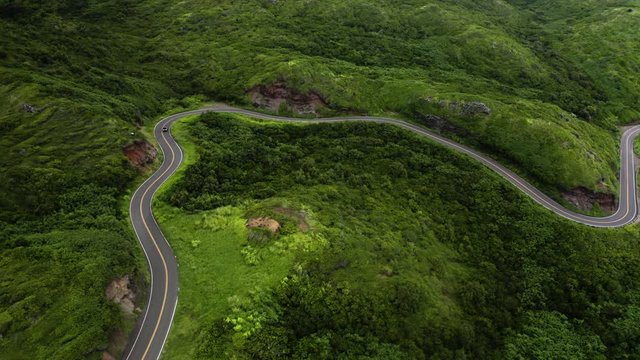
top-left (123, 140), bottom-right (157, 169)
top-left (562, 187), bottom-right (616, 213)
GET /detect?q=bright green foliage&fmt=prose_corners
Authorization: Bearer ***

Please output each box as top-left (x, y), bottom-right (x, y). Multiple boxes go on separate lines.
top-left (522, 0), bottom-right (640, 120)
top-left (611, 296), bottom-right (640, 356)
top-left (154, 202), bottom-right (296, 359)
top-left (504, 311), bottom-right (605, 360)
top-left (0, 229), bottom-right (137, 360)
top-left (1, 0), bottom-right (639, 358)
top-left (159, 113), bottom-right (640, 359)
top-left (3, 0), bottom-right (635, 191)
top-left (144, 0), bottom-right (637, 190)
top-left (0, 2), bottom-right (174, 358)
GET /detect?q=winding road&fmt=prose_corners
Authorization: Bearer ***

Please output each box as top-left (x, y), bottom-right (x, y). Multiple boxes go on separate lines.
top-left (123, 105), bottom-right (640, 359)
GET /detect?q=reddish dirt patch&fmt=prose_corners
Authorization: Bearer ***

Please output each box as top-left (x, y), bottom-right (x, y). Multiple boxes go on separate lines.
top-left (123, 140), bottom-right (157, 169)
top-left (562, 187), bottom-right (617, 212)
top-left (247, 82), bottom-right (328, 115)
top-left (246, 217), bottom-right (281, 234)
top-left (273, 207), bottom-right (310, 232)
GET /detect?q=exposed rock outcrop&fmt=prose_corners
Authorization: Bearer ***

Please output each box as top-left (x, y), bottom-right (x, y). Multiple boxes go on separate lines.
top-left (21, 103), bottom-right (37, 113)
top-left (460, 102), bottom-right (492, 117)
top-left (414, 113), bottom-right (470, 137)
top-left (246, 217), bottom-right (281, 234)
top-left (422, 97), bottom-right (492, 118)
top-left (123, 140), bottom-right (157, 169)
top-left (105, 276), bottom-right (138, 314)
top-left (247, 82), bottom-right (327, 115)
top-left (562, 187), bottom-right (617, 213)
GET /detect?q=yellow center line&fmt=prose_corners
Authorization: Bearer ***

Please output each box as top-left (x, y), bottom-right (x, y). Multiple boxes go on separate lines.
top-left (138, 129), bottom-right (177, 360)
top-left (130, 110), bottom-right (639, 360)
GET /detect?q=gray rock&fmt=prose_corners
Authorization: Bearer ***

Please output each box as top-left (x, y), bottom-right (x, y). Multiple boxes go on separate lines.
top-left (21, 103), bottom-right (37, 113)
top-left (461, 102), bottom-right (492, 117)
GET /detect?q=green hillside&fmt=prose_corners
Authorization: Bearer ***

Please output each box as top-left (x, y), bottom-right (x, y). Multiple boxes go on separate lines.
top-left (158, 113), bottom-right (640, 359)
top-left (0, 0), bottom-right (639, 358)
top-left (145, 0), bottom-right (637, 191)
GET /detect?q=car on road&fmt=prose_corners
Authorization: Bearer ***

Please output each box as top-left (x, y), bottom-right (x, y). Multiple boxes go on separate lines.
top-left (162, 126), bottom-right (168, 132)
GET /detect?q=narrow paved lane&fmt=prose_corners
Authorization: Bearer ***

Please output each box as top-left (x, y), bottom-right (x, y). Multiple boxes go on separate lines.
top-left (123, 113), bottom-right (185, 360)
top-left (124, 105), bottom-right (640, 359)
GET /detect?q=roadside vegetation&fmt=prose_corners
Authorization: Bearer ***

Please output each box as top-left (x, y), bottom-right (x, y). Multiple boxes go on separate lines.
top-left (0, 0), bottom-right (639, 358)
top-left (148, 0), bottom-right (637, 193)
top-left (0, 2), bottom-right (196, 358)
top-left (158, 113), bottom-right (640, 359)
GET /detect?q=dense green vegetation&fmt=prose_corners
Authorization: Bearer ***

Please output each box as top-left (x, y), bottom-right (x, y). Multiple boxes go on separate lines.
top-left (159, 113), bottom-right (640, 359)
top-left (4, 0), bottom-right (635, 192)
top-left (1, 0), bottom-right (638, 358)
top-left (0, 2), bottom-right (187, 358)
top-left (0, 80), bottom-right (143, 358)
top-left (149, 0), bottom-right (638, 192)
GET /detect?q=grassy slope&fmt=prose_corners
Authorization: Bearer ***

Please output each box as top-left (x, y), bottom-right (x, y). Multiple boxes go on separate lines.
top-left (0, 0), bottom-right (639, 358)
top-left (0, 3), bottom-right (187, 358)
top-left (157, 204), bottom-right (295, 358)
top-left (148, 0), bottom-right (638, 192)
top-left (157, 113), bottom-right (640, 359)
top-left (521, 0), bottom-right (640, 119)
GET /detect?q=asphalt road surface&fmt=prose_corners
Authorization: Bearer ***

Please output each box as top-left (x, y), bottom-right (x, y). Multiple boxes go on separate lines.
top-left (124, 105), bottom-right (640, 359)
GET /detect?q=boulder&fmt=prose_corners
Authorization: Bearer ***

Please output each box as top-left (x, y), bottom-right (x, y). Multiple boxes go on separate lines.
top-left (21, 103), bottom-right (37, 113)
top-left (105, 276), bottom-right (137, 314)
top-left (461, 101), bottom-right (492, 117)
